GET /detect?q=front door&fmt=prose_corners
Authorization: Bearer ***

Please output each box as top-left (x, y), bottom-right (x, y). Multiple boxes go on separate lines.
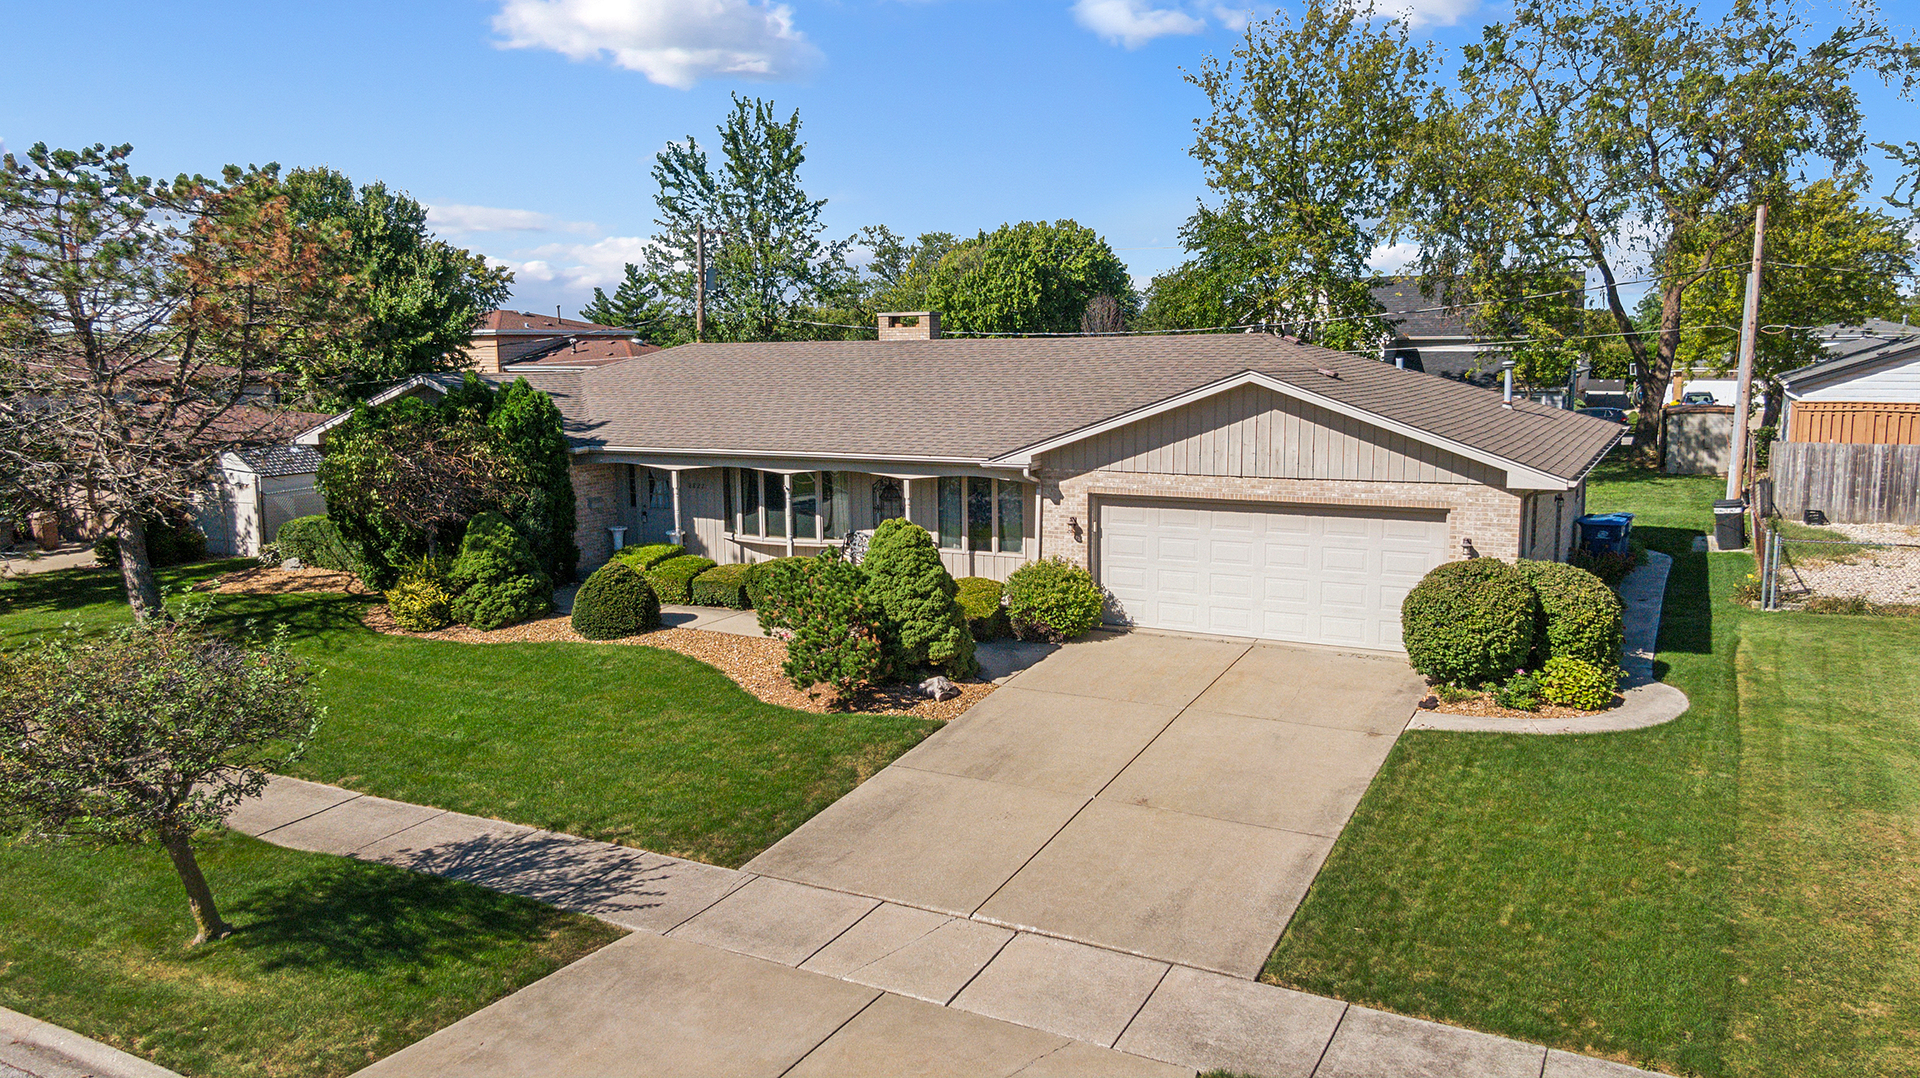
top-left (626, 465), bottom-right (675, 546)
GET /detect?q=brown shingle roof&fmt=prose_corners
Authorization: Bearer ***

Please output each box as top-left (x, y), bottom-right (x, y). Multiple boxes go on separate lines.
top-left (570, 334), bottom-right (1620, 482)
top-left (476, 310), bottom-right (633, 336)
top-left (506, 338), bottom-right (660, 368)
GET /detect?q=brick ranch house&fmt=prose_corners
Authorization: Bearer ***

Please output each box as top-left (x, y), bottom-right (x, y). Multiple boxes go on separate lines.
top-left (298, 312), bottom-right (1621, 653)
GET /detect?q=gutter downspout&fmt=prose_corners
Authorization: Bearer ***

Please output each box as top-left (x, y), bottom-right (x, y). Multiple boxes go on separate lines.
top-left (669, 470), bottom-right (683, 547)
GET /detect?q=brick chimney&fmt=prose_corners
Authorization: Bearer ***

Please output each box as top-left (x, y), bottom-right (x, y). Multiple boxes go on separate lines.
top-left (877, 311), bottom-right (941, 340)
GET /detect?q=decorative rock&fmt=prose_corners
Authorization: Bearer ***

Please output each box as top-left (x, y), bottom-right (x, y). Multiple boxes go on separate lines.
top-left (280, 557), bottom-right (304, 571)
top-left (1418, 694), bottom-right (1439, 710)
top-left (919, 675), bottom-right (960, 701)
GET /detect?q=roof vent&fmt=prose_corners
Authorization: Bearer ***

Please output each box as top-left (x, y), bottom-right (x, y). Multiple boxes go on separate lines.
top-left (1317, 367), bottom-right (1340, 379)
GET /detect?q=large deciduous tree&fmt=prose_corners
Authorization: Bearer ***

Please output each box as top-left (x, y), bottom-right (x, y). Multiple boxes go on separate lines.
top-left (283, 167), bottom-right (512, 403)
top-left (634, 94), bottom-right (851, 342)
top-left (1672, 179), bottom-right (1915, 426)
top-left (0, 143), bottom-right (361, 620)
top-left (0, 617), bottom-right (320, 944)
top-left (1408, 0), bottom-right (1919, 452)
top-left (922, 220), bottom-right (1134, 335)
top-left (1159, 0), bottom-right (1426, 349)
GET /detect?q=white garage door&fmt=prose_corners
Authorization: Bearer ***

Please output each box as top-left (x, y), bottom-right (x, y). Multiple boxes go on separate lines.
top-left (1097, 499), bottom-right (1448, 651)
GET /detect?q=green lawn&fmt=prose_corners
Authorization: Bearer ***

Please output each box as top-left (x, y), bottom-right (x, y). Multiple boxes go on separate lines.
top-left (1, 561), bottom-right (940, 868)
top-left (0, 830), bottom-right (620, 1078)
top-left (1263, 457), bottom-right (1920, 1077)
top-left (0, 558), bottom-right (941, 1076)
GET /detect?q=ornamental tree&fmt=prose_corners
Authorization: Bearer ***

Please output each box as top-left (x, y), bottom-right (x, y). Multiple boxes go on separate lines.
top-left (924, 220), bottom-right (1135, 336)
top-left (0, 617), bottom-right (321, 944)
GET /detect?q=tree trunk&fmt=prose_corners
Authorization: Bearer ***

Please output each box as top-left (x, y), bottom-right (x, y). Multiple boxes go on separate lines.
top-left (161, 830), bottom-right (233, 945)
top-left (114, 515), bottom-right (167, 622)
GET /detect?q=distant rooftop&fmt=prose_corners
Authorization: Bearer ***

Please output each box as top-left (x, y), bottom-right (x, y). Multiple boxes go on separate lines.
top-left (475, 310), bottom-right (635, 337)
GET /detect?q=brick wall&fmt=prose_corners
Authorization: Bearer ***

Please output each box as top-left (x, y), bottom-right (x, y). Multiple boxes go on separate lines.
top-left (1036, 466), bottom-right (1526, 566)
top-left (573, 461), bottom-right (624, 573)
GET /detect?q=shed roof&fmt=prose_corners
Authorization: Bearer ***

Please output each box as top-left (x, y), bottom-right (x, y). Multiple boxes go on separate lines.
top-left (233, 444), bottom-right (324, 477)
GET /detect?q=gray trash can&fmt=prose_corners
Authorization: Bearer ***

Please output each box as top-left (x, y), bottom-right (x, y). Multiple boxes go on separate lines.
top-left (1713, 499), bottom-right (1746, 550)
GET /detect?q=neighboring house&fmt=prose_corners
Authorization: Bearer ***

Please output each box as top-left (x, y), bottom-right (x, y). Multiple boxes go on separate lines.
top-left (1778, 332), bottom-right (1920, 445)
top-left (1369, 278), bottom-right (1495, 383)
top-left (195, 444), bottom-right (328, 557)
top-left (462, 310), bottom-right (659, 373)
top-left (300, 312), bottom-right (1619, 652)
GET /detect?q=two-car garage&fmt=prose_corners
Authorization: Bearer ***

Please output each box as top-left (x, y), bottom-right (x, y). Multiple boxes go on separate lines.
top-left (1096, 499), bottom-right (1450, 652)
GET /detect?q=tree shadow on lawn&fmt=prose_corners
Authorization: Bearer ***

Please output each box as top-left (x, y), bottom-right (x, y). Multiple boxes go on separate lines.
top-left (218, 846), bottom-right (594, 975)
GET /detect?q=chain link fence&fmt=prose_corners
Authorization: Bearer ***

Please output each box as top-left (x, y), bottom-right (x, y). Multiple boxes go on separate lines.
top-left (1760, 520), bottom-right (1920, 615)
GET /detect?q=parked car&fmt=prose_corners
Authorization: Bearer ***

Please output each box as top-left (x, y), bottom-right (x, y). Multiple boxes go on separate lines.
top-left (1577, 406), bottom-right (1627, 424)
top-left (1681, 391), bottom-right (1718, 405)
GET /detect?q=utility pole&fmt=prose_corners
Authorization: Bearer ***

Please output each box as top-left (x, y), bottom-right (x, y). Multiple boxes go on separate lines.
top-left (1726, 204), bottom-right (1768, 502)
top-left (694, 224), bottom-right (706, 343)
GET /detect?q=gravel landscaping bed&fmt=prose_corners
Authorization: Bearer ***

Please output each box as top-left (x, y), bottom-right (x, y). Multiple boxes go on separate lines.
top-left (208, 567), bottom-right (990, 721)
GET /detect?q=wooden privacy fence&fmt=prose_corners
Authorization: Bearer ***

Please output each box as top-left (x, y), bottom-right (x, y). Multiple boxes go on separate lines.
top-left (1771, 441), bottom-right (1920, 524)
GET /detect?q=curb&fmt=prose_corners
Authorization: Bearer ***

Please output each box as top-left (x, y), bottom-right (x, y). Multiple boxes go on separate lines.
top-left (0, 1006), bottom-right (183, 1078)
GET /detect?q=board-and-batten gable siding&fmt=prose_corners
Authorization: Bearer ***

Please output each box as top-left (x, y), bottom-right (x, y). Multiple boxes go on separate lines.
top-left (1040, 382), bottom-right (1501, 485)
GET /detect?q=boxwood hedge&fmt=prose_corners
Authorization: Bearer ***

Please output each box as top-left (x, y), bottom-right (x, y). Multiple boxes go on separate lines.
top-left (1516, 559), bottom-right (1623, 671)
top-left (691, 563), bottom-right (752, 609)
top-left (1400, 558), bottom-right (1537, 686)
top-left (956, 577), bottom-right (1010, 641)
top-left (571, 560), bottom-right (661, 639)
top-left (647, 554), bottom-right (716, 604)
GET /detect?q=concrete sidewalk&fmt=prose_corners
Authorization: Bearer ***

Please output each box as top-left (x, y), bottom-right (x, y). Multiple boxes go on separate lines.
top-left (231, 775), bottom-right (1658, 1077)
top-left (0, 1007), bottom-right (182, 1078)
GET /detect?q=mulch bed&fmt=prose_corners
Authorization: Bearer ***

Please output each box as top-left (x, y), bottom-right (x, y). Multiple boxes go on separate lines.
top-left (210, 566), bottom-right (990, 721)
top-left (1421, 690), bottom-right (1621, 721)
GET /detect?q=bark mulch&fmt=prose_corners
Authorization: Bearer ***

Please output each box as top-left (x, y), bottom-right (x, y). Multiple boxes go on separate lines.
top-left (1424, 690), bottom-right (1619, 721)
top-left (208, 566), bottom-right (988, 721)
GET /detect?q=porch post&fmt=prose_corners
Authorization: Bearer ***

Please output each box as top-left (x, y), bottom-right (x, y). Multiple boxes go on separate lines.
top-left (783, 472), bottom-right (795, 558)
top-left (902, 478), bottom-right (914, 528)
top-left (669, 470), bottom-right (684, 546)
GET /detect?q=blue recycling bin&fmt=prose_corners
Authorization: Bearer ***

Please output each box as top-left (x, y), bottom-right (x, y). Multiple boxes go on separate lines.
top-left (1574, 513), bottom-right (1634, 556)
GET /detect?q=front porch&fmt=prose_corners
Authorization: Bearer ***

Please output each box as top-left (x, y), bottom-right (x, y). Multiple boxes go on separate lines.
top-left (571, 455), bottom-right (1044, 582)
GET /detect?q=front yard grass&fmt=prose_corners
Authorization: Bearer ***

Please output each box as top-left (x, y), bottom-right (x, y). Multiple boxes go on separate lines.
top-left (0, 829), bottom-right (621, 1078)
top-left (1263, 459), bottom-right (1920, 1077)
top-left (1, 560), bottom-right (941, 869)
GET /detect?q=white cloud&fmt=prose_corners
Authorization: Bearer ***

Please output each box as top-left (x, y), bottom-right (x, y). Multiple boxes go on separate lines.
top-left (1367, 241), bottom-right (1420, 275)
top-left (1211, 5), bottom-right (1250, 32)
top-left (1375, 0), bottom-right (1479, 29)
top-left (428, 202), bottom-right (597, 236)
top-left (1071, 0), bottom-right (1206, 49)
top-left (493, 235), bottom-right (655, 290)
top-left (493, 0), bottom-right (820, 90)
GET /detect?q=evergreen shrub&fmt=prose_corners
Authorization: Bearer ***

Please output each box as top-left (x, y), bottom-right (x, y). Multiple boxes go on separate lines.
top-left (862, 519), bottom-right (976, 679)
top-left (1516, 559), bottom-right (1623, 670)
top-left (956, 577), bottom-right (1010, 641)
top-left (274, 516), bottom-right (369, 577)
top-left (1005, 557), bottom-right (1104, 642)
top-left (448, 512), bottom-right (551, 630)
top-left (751, 557), bottom-right (814, 632)
top-left (1400, 558), bottom-right (1537, 686)
top-left (615, 543), bottom-right (684, 571)
top-left (571, 561), bottom-right (661, 639)
top-left (780, 550), bottom-right (885, 702)
top-left (647, 555), bottom-right (716, 604)
top-left (690, 563), bottom-right (752, 609)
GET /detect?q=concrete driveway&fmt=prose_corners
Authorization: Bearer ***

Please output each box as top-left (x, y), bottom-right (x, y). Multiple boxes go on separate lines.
top-left (745, 631), bottom-right (1425, 978)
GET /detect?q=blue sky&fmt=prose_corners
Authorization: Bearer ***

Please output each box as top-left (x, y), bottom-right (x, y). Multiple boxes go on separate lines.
top-left (3, 0), bottom-right (1915, 317)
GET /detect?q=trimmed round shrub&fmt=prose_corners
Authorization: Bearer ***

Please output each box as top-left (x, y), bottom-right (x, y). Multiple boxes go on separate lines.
top-left (1400, 558), bottom-right (1537, 686)
top-left (863, 518), bottom-right (976, 679)
top-left (93, 515), bottom-right (207, 570)
top-left (448, 512), bottom-right (552, 631)
top-left (956, 577), bottom-right (1010, 641)
top-left (1540, 656), bottom-right (1617, 710)
top-left (615, 543), bottom-right (684, 572)
top-left (1516, 559), bottom-right (1623, 670)
top-left (647, 554), bottom-right (717, 604)
top-left (690, 563), bottom-right (752, 609)
top-left (1005, 557), bottom-right (1104, 642)
top-left (386, 565), bottom-right (454, 632)
top-left (571, 561), bottom-right (661, 639)
top-left (276, 516), bottom-right (368, 577)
